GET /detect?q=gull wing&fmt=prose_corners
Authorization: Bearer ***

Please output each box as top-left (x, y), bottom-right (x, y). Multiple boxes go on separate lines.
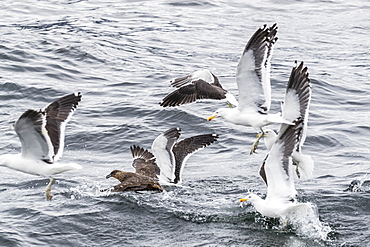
top-left (44, 92), bottom-right (82, 162)
top-left (170, 69), bottom-right (220, 88)
top-left (151, 128), bottom-right (181, 183)
top-left (160, 79), bottom-right (228, 107)
top-left (236, 24), bottom-right (278, 113)
top-left (14, 109), bottom-right (54, 162)
top-left (172, 134), bottom-right (219, 184)
top-left (281, 62), bottom-right (311, 151)
top-left (130, 145), bottom-right (159, 179)
top-left (264, 119), bottom-right (302, 202)
top-left (259, 155), bottom-right (268, 185)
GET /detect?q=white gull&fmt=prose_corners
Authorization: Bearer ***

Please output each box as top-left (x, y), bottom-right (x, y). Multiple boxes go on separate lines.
top-left (240, 119), bottom-right (312, 220)
top-left (205, 24), bottom-right (293, 153)
top-left (260, 61), bottom-right (314, 180)
top-left (0, 92), bottom-right (82, 200)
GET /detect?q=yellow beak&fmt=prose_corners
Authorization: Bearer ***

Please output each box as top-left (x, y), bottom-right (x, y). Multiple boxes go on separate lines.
top-left (239, 198), bottom-right (247, 202)
top-left (207, 115), bottom-right (216, 121)
top-left (256, 132), bottom-right (264, 138)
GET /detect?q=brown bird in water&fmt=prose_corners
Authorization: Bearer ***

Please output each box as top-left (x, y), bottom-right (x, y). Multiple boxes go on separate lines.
top-left (106, 170), bottom-right (163, 192)
top-left (104, 128), bottom-right (218, 192)
top-left (105, 146), bottom-right (163, 192)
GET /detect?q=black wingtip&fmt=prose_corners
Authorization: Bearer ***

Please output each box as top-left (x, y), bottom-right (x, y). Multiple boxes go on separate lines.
top-left (20, 109), bottom-right (44, 119)
top-left (159, 100), bottom-right (176, 107)
top-left (76, 92), bottom-right (82, 101)
top-left (163, 127), bottom-right (181, 139)
top-left (130, 145), bottom-right (155, 161)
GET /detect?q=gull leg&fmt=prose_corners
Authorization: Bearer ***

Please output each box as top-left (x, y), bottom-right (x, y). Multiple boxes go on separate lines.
top-left (279, 219), bottom-right (290, 232)
top-left (294, 161), bottom-right (301, 179)
top-left (226, 101), bottom-right (234, 108)
top-left (45, 177), bottom-right (55, 201)
top-left (250, 129), bottom-right (264, 155)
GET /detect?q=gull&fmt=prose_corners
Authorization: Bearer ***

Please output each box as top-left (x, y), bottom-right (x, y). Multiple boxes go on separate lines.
top-left (259, 61), bottom-right (314, 180)
top-left (104, 128), bottom-right (218, 192)
top-left (0, 93), bottom-right (82, 200)
top-left (159, 69), bottom-right (238, 107)
top-left (206, 24), bottom-right (292, 153)
top-left (240, 119), bottom-right (312, 220)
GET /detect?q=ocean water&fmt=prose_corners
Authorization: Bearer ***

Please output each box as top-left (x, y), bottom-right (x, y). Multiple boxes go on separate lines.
top-left (1, 0), bottom-right (369, 246)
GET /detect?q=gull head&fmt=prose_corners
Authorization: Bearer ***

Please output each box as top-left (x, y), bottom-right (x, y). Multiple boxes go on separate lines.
top-left (260, 129), bottom-right (278, 150)
top-left (240, 193), bottom-right (262, 205)
top-left (207, 108), bottom-right (231, 121)
top-left (262, 129), bottom-right (277, 138)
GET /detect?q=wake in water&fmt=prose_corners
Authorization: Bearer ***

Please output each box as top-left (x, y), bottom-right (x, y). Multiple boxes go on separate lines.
top-left (61, 181), bottom-right (187, 200)
top-left (61, 182), bottom-right (108, 199)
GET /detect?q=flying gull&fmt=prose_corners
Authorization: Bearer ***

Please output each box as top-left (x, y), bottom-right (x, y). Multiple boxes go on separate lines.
top-left (240, 119), bottom-right (312, 220)
top-left (0, 93), bottom-right (82, 200)
top-left (104, 128), bottom-right (218, 192)
top-left (259, 61), bottom-right (314, 180)
top-left (204, 24), bottom-right (293, 153)
top-left (159, 69), bottom-right (238, 107)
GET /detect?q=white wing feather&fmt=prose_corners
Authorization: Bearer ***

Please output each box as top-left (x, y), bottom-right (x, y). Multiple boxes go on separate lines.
top-left (236, 50), bottom-right (264, 112)
top-left (14, 110), bottom-right (54, 161)
top-left (151, 132), bottom-right (176, 183)
top-left (281, 89), bottom-right (301, 122)
top-left (265, 140), bottom-right (296, 202)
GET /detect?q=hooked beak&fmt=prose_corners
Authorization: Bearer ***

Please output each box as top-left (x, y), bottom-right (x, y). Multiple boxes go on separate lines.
top-left (106, 174), bottom-right (112, 179)
top-left (207, 115), bottom-right (216, 121)
top-left (239, 198), bottom-right (247, 202)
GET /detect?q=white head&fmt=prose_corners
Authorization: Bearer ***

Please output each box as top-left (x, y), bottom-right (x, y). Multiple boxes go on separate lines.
top-left (207, 108), bottom-right (233, 121)
top-left (262, 129), bottom-right (277, 150)
top-left (263, 129), bottom-right (276, 138)
top-left (240, 193), bottom-right (262, 204)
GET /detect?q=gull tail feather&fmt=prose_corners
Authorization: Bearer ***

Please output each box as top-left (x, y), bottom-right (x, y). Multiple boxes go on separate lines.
top-left (49, 162), bottom-right (82, 175)
top-left (267, 113), bottom-right (294, 125)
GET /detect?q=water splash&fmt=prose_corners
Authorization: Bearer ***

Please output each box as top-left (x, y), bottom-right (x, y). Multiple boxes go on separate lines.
top-left (61, 182), bottom-right (109, 199)
top-left (283, 203), bottom-right (332, 241)
top-left (244, 202), bottom-right (332, 241)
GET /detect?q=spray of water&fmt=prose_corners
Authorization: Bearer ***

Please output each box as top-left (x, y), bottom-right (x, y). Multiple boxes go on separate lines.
top-left (282, 203), bottom-right (331, 240)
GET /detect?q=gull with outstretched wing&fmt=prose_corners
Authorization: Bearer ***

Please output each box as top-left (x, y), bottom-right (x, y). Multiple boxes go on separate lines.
top-left (0, 93), bottom-right (82, 200)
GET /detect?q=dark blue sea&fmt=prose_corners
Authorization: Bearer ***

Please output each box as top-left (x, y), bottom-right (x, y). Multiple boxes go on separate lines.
top-left (1, 0), bottom-right (369, 246)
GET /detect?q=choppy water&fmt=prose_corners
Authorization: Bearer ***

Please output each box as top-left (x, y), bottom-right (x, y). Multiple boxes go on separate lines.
top-left (1, 0), bottom-right (370, 246)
